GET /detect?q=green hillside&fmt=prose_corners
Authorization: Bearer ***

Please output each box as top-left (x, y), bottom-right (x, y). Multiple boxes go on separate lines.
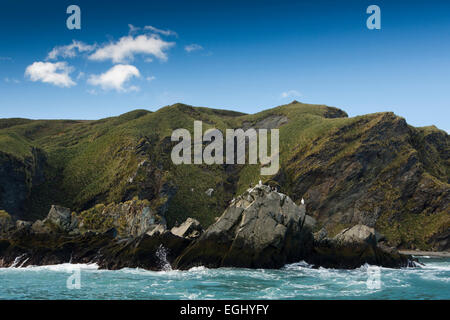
top-left (0, 101), bottom-right (448, 250)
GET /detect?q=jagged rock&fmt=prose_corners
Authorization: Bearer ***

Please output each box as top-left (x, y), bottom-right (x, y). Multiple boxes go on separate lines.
top-left (307, 224), bottom-right (412, 269)
top-left (97, 232), bottom-right (191, 270)
top-left (147, 224), bottom-right (167, 237)
top-left (174, 184), bottom-right (316, 269)
top-left (333, 224), bottom-right (381, 246)
top-left (0, 226), bottom-right (191, 271)
top-left (171, 218), bottom-right (203, 240)
top-left (76, 200), bottom-right (166, 237)
top-left (28, 205), bottom-right (79, 234)
top-left (45, 205), bottom-right (74, 232)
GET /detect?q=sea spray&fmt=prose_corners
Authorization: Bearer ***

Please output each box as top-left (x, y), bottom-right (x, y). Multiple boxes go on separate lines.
top-left (156, 244), bottom-right (172, 271)
top-left (10, 254), bottom-right (27, 268)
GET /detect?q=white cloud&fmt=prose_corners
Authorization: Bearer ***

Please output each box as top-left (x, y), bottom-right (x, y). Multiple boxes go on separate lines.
top-left (88, 64), bottom-right (140, 92)
top-left (146, 76), bottom-right (156, 82)
top-left (184, 44), bottom-right (203, 52)
top-left (144, 25), bottom-right (178, 37)
top-left (89, 34), bottom-right (174, 63)
top-left (47, 40), bottom-right (96, 60)
top-left (25, 61), bottom-right (76, 87)
top-left (280, 90), bottom-right (301, 99)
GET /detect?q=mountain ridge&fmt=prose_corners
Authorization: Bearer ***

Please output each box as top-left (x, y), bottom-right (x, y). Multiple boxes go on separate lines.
top-left (0, 101), bottom-right (448, 250)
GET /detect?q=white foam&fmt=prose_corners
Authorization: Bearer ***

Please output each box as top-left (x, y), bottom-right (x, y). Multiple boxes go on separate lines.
top-left (23, 263), bottom-right (99, 272)
top-left (283, 261), bottom-right (314, 270)
top-left (188, 266), bottom-right (208, 272)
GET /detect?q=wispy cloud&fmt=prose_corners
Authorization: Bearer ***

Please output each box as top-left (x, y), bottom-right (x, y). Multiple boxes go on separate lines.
top-left (0, 56), bottom-right (13, 61)
top-left (184, 44), bottom-right (203, 53)
top-left (89, 34), bottom-right (174, 63)
top-left (25, 61), bottom-right (76, 87)
top-left (144, 25), bottom-right (178, 37)
top-left (88, 64), bottom-right (140, 92)
top-left (280, 90), bottom-right (301, 99)
top-left (4, 77), bottom-right (20, 84)
top-left (47, 40), bottom-right (96, 60)
top-left (128, 24), bottom-right (141, 35)
top-left (76, 71), bottom-right (85, 80)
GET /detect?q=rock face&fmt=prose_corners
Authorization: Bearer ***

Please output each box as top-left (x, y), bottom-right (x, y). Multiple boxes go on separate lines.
top-left (171, 218), bottom-right (203, 240)
top-left (308, 224), bottom-right (413, 269)
top-left (0, 189), bottom-right (414, 270)
top-left (76, 199), bottom-right (166, 237)
top-left (333, 224), bottom-right (384, 246)
top-left (31, 205), bottom-right (78, 234)
top-left (279, 112), bottom-right (449, 250)
top-left (0, 211), bottom-right (14, 234)
top-left (0, 147), bottom-right (47, 221)
top-left (0, 228), bottom-right (191, 270)
top-left (46, 205), bottom-right (74, 231)
top-left (174, 185), bottom-right (316, 269)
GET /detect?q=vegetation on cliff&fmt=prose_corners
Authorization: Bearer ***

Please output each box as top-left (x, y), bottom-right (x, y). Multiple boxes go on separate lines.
top-left (0, 101), bottom-right (448, 250)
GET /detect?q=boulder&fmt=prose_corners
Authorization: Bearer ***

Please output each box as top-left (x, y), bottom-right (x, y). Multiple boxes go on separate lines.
top-left (28, 205), bottom-right (78, 234)
top-left (147, 224), bottom-right (167, 237)
top-left (171, 218), bottom-right (203, 240)
top-left (45, 205), bottom-right (73, 231)
top-left (333, 224), bottom-right (381, 246)
top-left (174, 184), bottom-right (316, 269)
top-left (308, 224), bottom-right (412, 269)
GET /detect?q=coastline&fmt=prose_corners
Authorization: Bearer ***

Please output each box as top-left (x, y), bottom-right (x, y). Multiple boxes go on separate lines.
top-left (399, 250), bottom-right (450, 258)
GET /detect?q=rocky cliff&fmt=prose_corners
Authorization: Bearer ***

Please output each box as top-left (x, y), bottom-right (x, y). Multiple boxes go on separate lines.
top-left (0, 102), bottom-right (448, 251)
top-left (174, 184), bottom-right (316, 269)
top-left (0, 184), bottom-right (412, 270)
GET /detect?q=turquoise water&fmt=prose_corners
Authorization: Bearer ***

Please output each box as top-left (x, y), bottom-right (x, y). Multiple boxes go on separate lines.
top-left (0, 257), bottom-right (448, 300)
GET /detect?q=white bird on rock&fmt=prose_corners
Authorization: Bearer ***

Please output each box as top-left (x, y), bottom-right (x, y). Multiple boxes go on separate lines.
top-left (301, 198), bottom-right (305, 205)
top-left (258, 180), bottom-right (262, 186)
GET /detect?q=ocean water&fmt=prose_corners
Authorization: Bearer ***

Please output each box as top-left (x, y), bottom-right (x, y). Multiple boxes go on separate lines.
top-left (0, 257), bottom-right (448, 300)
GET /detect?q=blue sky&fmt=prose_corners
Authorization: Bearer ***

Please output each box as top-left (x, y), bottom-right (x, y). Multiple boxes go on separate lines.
top-left (0, 0), bottom-right (449, 132)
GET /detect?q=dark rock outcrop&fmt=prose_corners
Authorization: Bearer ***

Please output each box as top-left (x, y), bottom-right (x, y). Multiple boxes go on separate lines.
top-left (0, 211), bottom-right (14, 234)
top-left (31, 205), bottom-right (78, 234)
top-left (308, 224), bottom-right (413, 268)
top-left (0, 225), bottom-right (190, 271)
top-left (174, 185), bottom-right (316, 269)
top-left (0, 188), bottom-right (416, 270)
top-left (76, 199), bottom-right (166, 237)
top-left (0, 147), bottom-right (47, 221)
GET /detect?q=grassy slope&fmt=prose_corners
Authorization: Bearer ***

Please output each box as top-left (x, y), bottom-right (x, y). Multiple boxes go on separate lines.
top-left (0, 102), bottom-right (448, 249)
